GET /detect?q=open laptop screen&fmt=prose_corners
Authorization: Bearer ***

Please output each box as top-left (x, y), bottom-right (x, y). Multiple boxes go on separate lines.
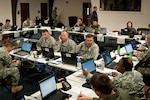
top-left (21, 42), bottom-right (32, 52)
top-left (102, 51), bottom-right (112, 65)
top-left (41, 47), bottom-right (54, 59)
top-left (125, 44), bottom-right (133, 54)
top-left (131, 39), bottom-right (136, 49)
top-left (81, 59), bottom-right (96, 73)
top-left (61, 52), bottom-right (77, 66)
top-left (39, 75), bottom-right (57, 98)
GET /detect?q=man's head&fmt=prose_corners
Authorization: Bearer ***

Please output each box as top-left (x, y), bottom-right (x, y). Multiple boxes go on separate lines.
top-left (42, 29), bottom-right (50, 39)
top-left (60, 30), bottom-right (68, 42)
top-left (92, 20), bottom-right (98, 26)
top-left (4, 41), bottom-right (14, 52)
top-left (90, 73), bottom-right (113, 97)
top-left (93, 6), bottom-right (97, 11)
top-left (117, 57), bottom-right (133, 73)
top-left (85, 34), bottom-right (94, 47)
top-left (77, 18), bottom-right (83, 25)
top-left (146, 34), bottom-right (150, 46)
top-left (26, 17), bottom-right (30, 22)
top-left (6, 19), bottom-right (10, 25)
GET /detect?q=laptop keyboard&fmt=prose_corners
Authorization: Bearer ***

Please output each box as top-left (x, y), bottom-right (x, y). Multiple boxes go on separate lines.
top-left (45, 90), bottom-right (70, 100)
top-left (106, 62), bottom-right (117, 69)
top-left (15, 51), bottom-right (30, 56)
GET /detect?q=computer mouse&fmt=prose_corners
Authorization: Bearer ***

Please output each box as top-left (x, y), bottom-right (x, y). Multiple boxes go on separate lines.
top-left (45, 58), bottom-right (49, 61)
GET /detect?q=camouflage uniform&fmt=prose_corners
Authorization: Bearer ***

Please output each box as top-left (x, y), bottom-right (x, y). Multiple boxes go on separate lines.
top-left (0, 47), bottom-right (20, 86)
top-left (2, 24), bottom-right (11, 31)
top-left (112, 70), bottom-right (144, 99)
top-left (37, 35), bottom-right (58, 51)
top-left (57, 38), bottom-right (77, 53)
top-left (77, 41), bottom-right (99, 60)
top-left (93, 88), bottom-right (131, 100)
top-left (22, 20), bottom-right (33, 28)
top-left (74, 23), bottom-right (86, 31)
top-left (89, 24), bottom-right (100, 33)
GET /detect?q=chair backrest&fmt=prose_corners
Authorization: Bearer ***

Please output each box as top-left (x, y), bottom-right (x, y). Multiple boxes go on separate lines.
top-left (68, 16), bottom-right (77, 27)
top-left (137, 28), bottom-right (150, 35)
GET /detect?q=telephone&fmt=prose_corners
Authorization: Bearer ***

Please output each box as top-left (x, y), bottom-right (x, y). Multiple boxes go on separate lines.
top-left (62, 80), bottom-right (71, 91)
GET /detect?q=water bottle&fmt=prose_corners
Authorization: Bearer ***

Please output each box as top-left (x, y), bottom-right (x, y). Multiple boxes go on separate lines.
top-left (77, 57), bottom-right (81, 69)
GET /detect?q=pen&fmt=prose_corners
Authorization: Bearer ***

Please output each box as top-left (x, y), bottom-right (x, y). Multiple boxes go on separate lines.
top-left (80, 90), bottom-right (82, 95)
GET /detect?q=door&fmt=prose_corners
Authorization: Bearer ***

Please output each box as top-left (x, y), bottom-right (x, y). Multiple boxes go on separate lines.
top-left (41, 3), bottom-right (48, 19)
top-left (21, 3), bottom-right (29, 26)
top-left (83, 3), bottom-right (91, 26)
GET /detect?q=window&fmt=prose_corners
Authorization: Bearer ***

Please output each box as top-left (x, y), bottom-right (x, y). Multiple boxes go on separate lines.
top-left (100, 0), bottom-right (141, 11)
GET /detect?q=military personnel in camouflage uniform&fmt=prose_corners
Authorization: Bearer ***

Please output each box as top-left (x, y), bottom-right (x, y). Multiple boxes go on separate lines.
top-left (77, 73), bottom-right (131, 100)
top-left (112, 57), bottom-right (144, 99)
top-left (77, 33), bottom-right (99, 60)
top-left (37, 29), bottom-right (58, 51)
top-left (2, 19), bottom-right (11, 31)
top-left (57, 30), bottom-right (77, 53)
top-left (22, 17), bottom-right (34, 28)
top-left (89, 20), bottom-right (100, 33)
top-left (0, 41), bottom-right (23, 93)
top-left (74, 18), bottom-right (86, 31)
top-left (83, 57), bottom-right (144, 99)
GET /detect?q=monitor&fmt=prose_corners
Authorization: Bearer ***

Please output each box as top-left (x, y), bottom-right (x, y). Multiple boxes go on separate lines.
top-left (39, 75), bottom-right (56, 98)
top-left (21, 42), bottom-right (32, 52)
top-left (125, 44), bottom-right (133, 54)
top-left (81, 59), bottom-right (96, 74)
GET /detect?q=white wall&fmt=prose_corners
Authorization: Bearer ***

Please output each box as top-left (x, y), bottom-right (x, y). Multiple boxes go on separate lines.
top-left (0, 0), bottom-right (12, 24)
top-left (16, 0), bottom-right (48, 27)
top-left (53, 0), bottom-right (91, 26)
top-left (91, 0), bottom-right (150, 31)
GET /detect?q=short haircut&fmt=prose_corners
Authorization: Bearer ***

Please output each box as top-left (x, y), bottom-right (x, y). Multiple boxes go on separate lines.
top-left (4, 41), bottom-right (14, 47)
top-left (93, 6), bottom-right (97, 9)
top-left (78, 18), bottom-right (83, 21)
top-left (90, 73), bottom-right (113, 94)
top-left (86, 34), bottom-right (94, 38)
top-left (42, 29), bottom-right (49, 33)
top-left (6, 19), bottom-right (10, 22)
top-left (121, 57), bottom-right (133, 71)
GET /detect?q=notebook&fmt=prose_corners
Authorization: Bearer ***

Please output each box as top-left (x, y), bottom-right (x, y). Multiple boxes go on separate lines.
top-left (39, 75), bottom-right (70, 100)
top-left (125, 44), bottom-right (133, 54)
top-left (61, 52), bottom-right (77, 66)
top-left (81, 59), bottom-right (96, 74)
top-left (41, 47), bottom-right (60, 60)
top-left (14, 42), bottom-right (32, 56)
top-left (102, 51), bottom-right (117, 69)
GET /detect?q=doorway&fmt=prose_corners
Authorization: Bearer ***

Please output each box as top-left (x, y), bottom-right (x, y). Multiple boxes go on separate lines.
top-left (83, 3), bottom-right (91, 26)
top-left (41, 3), bottom-right (48, 19)
top-left (21, 3), bottom-right (29, 26)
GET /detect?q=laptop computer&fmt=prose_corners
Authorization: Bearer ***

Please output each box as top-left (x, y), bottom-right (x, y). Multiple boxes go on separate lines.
top-left (125, 44), bottom-right (134, 54)
top-left (41, 47), bottom-right (60, 60)
top-left (61, 52), bottom-right (77, 66)
top-left (10, 25), bottom-right (18, 31)
top-left (102, 51), bottom-right (117, 69)
top-left (14, 42), bottom-right (32, 56)
top-left (121, 28), bottom-right (129, 35)
top-left (125, 38), bottom-right (136, 49)
top-left (39, 75), bottom-right (70, 100)
top-left (81, 59), bottom-right (96, 74)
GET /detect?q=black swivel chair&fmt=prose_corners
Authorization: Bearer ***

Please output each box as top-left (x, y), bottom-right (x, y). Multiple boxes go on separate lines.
top-left (68, 16), bottom-right (77, 27)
